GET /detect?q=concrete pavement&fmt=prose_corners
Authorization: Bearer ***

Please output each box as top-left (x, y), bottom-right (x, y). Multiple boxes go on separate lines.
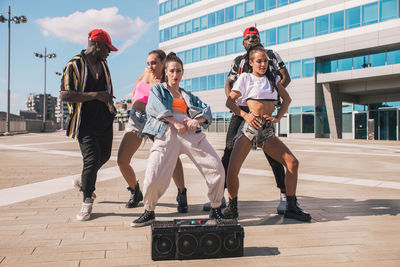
top-left (0, 131), bottom-right (399, 266)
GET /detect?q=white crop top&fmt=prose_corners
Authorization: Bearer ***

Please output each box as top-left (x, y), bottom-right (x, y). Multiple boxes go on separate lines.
top-left (232, 73), bottom-right (280, 104)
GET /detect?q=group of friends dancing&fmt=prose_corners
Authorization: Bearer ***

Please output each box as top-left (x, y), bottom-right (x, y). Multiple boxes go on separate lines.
top-left (60, 27), bottom-right (311, 228)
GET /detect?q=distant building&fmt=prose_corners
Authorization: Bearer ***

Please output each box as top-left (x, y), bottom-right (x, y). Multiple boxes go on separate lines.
top-left (115, 99), bottom-right (132, 122)
top-left (26, 94), bottom-right (57, 122)
top-left (19, 110), bottom-right (37, 120)
top-left (55, 97), bottom-right (69, 125)
top-left (158, 0), bottom-right (400, 140)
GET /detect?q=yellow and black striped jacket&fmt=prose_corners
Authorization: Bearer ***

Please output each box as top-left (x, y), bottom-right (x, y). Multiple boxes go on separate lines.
top-left (60, 51), bottom-right (113, 139)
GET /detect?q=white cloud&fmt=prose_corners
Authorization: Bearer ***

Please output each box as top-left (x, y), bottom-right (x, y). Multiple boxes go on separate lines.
top-left (37, 7), bottom-right (151, 56)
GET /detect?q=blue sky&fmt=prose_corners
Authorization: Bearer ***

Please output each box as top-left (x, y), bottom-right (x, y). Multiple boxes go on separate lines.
top-left (0, 0), bottom-right (159, 114)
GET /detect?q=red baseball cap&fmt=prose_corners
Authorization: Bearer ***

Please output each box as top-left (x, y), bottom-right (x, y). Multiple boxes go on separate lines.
top-left (243, 26), bottom-right (260, 37)
top-left (88, 29), bottom-right (118, 52)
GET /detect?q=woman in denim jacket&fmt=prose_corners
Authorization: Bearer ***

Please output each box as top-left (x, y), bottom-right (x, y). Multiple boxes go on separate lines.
top-left (131, 52), bottom-right (225, 227)
top-left (117, 49), bottom-right (186, 212)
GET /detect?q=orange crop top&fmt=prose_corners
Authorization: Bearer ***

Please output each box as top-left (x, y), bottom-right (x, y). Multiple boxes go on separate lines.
top-left (172, 98), bottom-right (188, 113)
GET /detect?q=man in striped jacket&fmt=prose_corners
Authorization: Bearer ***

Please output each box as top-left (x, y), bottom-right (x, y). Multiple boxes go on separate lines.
top-left (60, 29), bottom-right (117, 221)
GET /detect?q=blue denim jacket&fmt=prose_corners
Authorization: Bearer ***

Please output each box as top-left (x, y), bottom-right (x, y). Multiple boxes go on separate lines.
top-left (143, 83), bottom-right (212, 138)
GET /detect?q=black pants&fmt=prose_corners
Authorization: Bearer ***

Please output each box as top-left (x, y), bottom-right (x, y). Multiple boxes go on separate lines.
top-left (221, 107), bottom-right (286, 191)
top-left (78, 129), bottom-right (113, 200)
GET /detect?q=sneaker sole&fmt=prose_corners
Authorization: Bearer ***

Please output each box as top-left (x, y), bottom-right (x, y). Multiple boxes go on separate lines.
top-left (76, 215), bottom-right (91, 221)
top-left (130, 219), bottom-right (154, 227)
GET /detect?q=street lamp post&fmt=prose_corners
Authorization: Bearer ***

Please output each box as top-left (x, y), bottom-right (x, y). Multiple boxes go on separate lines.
top-left (34, 49), bottom-right (56, 131)
top-left (0, 6), bottom-right (27, 134)
top-left (55, 71), bottom-right (64, 129)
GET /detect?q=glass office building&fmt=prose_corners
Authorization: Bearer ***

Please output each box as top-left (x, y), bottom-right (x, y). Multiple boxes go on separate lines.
top-left (158, 0), bottom-right (400, 140)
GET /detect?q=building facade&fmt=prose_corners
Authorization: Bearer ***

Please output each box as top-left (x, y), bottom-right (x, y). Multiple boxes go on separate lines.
top-left (26, 93), bottom-right (57, 122)
top-left (158, 0), bottom-right (400, 140)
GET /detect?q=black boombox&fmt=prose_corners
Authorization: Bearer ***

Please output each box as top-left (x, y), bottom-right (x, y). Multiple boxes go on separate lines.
top-left (151, 218), bottom-right (244, 261)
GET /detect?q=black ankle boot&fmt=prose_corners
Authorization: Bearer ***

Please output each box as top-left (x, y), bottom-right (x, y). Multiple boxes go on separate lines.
top-left (176, 188), bottom-right (188, 213)
top-left (284, 195), bottom-right (311, 222)
top-left (126, 183), bottom-right (143, 208)
top-left (223, 197), bottom-right (238, 219)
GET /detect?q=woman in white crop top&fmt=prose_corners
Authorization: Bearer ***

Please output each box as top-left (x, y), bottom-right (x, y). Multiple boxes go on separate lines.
top-left (117, 49), bottom-right (186, 211)
top-left (224, 45), bottom-right (311, 222)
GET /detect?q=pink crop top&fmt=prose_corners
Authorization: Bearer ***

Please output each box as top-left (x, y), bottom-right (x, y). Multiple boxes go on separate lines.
top-left (132, 80), bottom-right (151, 104)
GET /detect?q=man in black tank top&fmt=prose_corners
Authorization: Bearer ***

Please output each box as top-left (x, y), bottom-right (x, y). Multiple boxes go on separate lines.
top-left (203, 26), bottom-right (292, 215)
top-left (60, 29), bottom-right (117, 221)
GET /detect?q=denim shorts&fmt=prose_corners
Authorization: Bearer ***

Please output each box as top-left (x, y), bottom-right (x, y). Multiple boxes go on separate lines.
top-left (125, 107), bottom-right (147, 137)
top-left (235, 116), bottom-right (275, 146)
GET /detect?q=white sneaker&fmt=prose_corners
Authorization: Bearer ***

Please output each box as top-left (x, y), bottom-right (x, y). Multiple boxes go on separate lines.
top-left (72, 179), bottom-right (96, 199)
top-left (277, 193), bottom-right (287, 215)
top-left (76, 197), bottom-right (94, 221)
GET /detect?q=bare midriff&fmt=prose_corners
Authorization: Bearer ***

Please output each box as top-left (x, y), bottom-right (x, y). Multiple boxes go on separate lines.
top-left (131, 100), bottom-right (146, 111)
top-left (247, 99), bottom-right (275, 117)
top-left (172, 109), bottom-right (187, 115)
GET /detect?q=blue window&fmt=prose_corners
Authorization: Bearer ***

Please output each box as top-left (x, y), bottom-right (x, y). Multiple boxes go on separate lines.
top-left (184, 79), bottom-right (192, 91)
top-left (387, 50), bottom-right (400, 65)
top-left (208, 75), bottom-right (215, 90)
top-left (235, 3), bottom-right (245, 19)
top-left (289, 60), bottom-right (301, 79)
top-left (289, 22), bottom-right (301, 41)
top-left (171, 0), bottom-right (178, 11)
top-left (165, 0), bottom-right (171, 13)
top-left (362, 2), bottom-right (378, 25)
top-left (185, 0), bottom-right (192, 4)
top-left (345, 7), bottom-right (360, 29)
top-left (192, 78), bottom-right (199, 92)
top-left (185, 21), bottom-right (192, 34)
top-left (302, 58), bottom-right (314, 77)
top-left (235, 37), bottom-right (244, 53)
top-left (159, 30), bottom-right (164, 42)
top-left (179, 0), bottom-right (185, 8)
top-left (184, 50), bottom-right (192, 64)
top-left (200, 15), bottom-right (208, 30)
top-left (259, 30), bottom-right (266, 46)
top-left (216, 73), bottom-right (225, 88)
top-left (338, 58), bottom-right (352, 71)
top-left (192, 18), bottom-right (200, 32)
top-left (266, 0), bottom-right (276, 10)
top-left (330, 11), bottom-right (344, 32)
top-left (289, 106), bottom-right (301, 113)
top-left (316, 15), bottom-right (329, 36)
top-left (200, 76), bottom-right (207, 91)
top-left (225, 6), bottom-right (234, 23)
top-left (216, 10), bottom-right (224, 25)
top-left (200, 46), bottom-right (207, 60)
top-left (255, 0), bottom-right (265, 13)
top-left (178, 23), bottom-right (185, 37)
top-left (266, 28), bottom-right (276, 46)
top-left (160, 3), bottom-right (165, 15)
top-left (302, 18), bottom-right (314, 39)
top-left (164, 28), bottom-right (170, 41)
top-left (318, 60), bottom-right (337, 73)
top-left (290, 0), bottom-right (300, 2)
top-left (208, 13), bottom-right (216, 28)
top-left (369, 52), bottom-right (386, 67)
top-left (245, 0), bottom-right (255, 17)
top-left (277, 0), bottom-right (288, 7)
top-left (302, 106), bottom-right (315, 112)
top-left (277, 25), bottom-right (288, 44)
top-left (226, 39), bottom-right (235, 55)
top-left (208, 44), bottom-right (216, 59)
top-left (171, 25), bottom-right (178, 39)
top-left (353, 55), bottom-right (369, 69)
top-left (380, 0), bottom-right (397, 22)
top-left (192, 48), bottom-right (199, 62)
top-left (216, 41), bottom-right (225, 57)
top-left (177, 52), bottom-right (185, 62)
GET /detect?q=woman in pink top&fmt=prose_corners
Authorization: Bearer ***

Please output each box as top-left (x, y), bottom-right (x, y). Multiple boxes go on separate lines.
top-left (117, 50), bottom-right (187, 212)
